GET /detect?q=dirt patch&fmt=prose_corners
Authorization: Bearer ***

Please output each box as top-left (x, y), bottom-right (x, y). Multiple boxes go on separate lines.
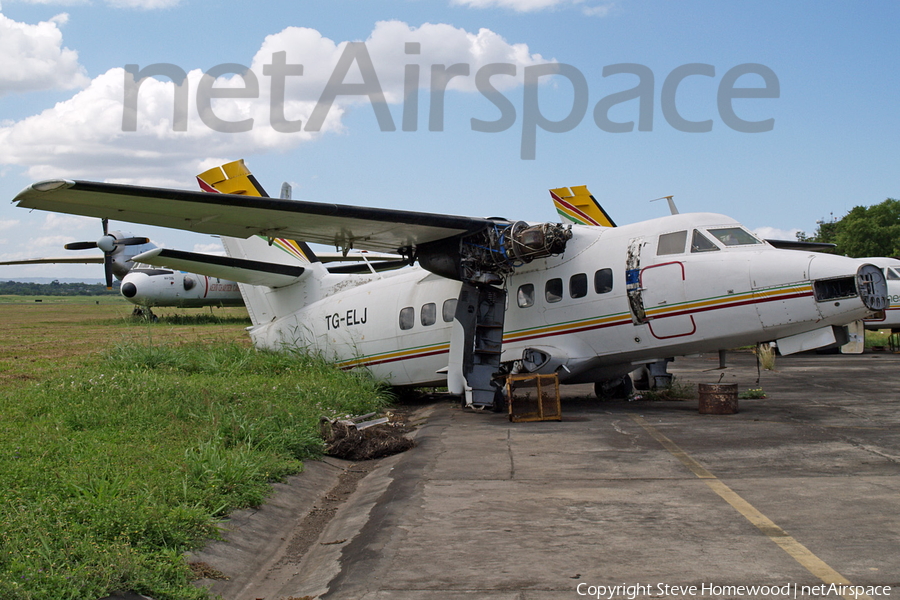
top-left (321, 418), bottom-right (416, 461)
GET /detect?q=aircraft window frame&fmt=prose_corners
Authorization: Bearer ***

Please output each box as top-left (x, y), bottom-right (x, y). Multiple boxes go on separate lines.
top-left (707, 227), bottom-right (762, 246)
top-left (442, 298), bottom-right (457, 321)
top-left (545, 278), bottom-right (563, 303)
top-left (570, 273), bottom-right (588, 299)
top-left (399, 306), bottom-right (415, 330)
top-left (657, 230), bottom-right (688, 255)
top-left (594, 268), bottom-right (613, 294)
top-left (517, 284), bottom-right (535, 308)
top-left (691, 229), bottom-right (720, 253)
top-left (421, 302), bottom-right (437, 327)
top-left (886, 268), bottom-right (900, 281)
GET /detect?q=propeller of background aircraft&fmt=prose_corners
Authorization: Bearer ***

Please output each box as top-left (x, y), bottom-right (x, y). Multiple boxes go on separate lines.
top-left (63, 219), bottom-right (150, 288)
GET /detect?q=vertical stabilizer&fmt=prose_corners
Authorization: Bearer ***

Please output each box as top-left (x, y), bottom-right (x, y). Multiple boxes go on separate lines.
top-left (196, 160), bottom-right (326, 326)
top-left (550, 186), bottom-right (616, 227)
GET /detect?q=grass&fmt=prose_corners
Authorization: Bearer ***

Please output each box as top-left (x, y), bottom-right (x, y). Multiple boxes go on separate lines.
top-left (0, 299), bottom-right (391, 599)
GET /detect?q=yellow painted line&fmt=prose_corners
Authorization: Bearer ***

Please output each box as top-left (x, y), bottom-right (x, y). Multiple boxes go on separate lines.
top-left (631, 415), bottom-right (871, 600)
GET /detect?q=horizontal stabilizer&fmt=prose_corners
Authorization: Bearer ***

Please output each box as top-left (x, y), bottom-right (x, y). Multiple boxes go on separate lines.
top-left (133, 248), bottom-right (305, 288)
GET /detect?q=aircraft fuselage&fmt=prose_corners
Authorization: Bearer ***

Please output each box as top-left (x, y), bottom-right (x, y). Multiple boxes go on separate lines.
top-left (245, 213), bottom-right (885, 387)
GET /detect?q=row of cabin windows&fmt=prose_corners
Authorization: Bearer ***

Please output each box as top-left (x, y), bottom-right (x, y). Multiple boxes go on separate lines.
top-left (517, 268), bottom-right (613, 308)
top-left (399, 298), bottom-right (457, 330)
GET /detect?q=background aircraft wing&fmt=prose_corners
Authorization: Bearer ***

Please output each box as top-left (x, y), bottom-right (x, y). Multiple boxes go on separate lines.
top-left (14, 180), bottom-right (497, 254)
top-left (0, 256), bottom-right (105, 266)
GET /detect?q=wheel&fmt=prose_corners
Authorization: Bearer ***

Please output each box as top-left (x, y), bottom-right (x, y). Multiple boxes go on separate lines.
top-left (594, 375), bottom-right (634, 400)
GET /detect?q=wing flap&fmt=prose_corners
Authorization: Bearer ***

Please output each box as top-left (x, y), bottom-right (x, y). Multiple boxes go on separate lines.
top-left (133, 248), bottom-right (305, 288)
top-left (15, 180), bottom-right (492, 253)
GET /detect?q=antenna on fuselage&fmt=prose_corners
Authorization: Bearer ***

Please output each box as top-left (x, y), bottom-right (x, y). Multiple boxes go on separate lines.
top-left (650, 195), bottom-right (678, 215)
top-left (280, 182), bottom-right (292, 200)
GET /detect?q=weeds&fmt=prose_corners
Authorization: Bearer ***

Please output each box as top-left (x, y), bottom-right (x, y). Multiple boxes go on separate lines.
top-left (0, 341), bottom-right (390, 600)
top-left (634, 380), bottom-right (694, 401)
top-left (756, 342), bottom-right (776, 370)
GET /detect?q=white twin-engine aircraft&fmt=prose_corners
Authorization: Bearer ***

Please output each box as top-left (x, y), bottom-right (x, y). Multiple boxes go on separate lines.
top-left (13, 161), bottom-right (888, 408)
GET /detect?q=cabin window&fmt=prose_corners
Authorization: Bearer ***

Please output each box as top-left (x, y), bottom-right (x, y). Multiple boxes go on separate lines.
top-left (517, 284), bottom-right (535, 308)
top-left (691, 229), bottom-right (720, 252)
top-left (886, 268), bottom-right (900, 281)
top-left (594, 268), bottom-right (613, 294)
top-left (399, 306), bottom-right (415, 330)
top-left (442, 298), bottom-right (457, 321)
top-left (421, 302), bottom-right (436, 326)
top-left (570, 273), bottom-right (588, 298)
top-left (546, 278), bottom-right (563, 303)
top-left (708, 227), bottom-right (761, 246)
top-left (657, 230), bottom-right (687, 255)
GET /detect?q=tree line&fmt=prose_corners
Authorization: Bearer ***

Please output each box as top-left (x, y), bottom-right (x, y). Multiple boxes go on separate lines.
top-left (0, 280), bottom-right (120, 296)
top-left (797, 198), bottom-right (900, 258)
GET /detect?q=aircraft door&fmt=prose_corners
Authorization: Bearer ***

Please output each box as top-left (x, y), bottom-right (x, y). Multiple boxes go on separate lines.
top-left (640, 261), bottom-right (696, 339)
top-left (626, 237), bottom-right (646, 324)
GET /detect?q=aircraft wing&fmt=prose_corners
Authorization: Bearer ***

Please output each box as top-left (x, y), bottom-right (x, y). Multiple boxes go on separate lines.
top-left (14, 180), bottom-right (496, 254)
top-left (766, 239), bottom-right (836, 252)
top-left (133, 248), bottom-right (305, 288)
top-left (0, 256), bottom-right (105, 266)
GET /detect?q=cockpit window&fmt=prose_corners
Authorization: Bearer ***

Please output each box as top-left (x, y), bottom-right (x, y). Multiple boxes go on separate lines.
top-left (691, 229), bottom-right (720, 253)
top-left (886, 268), bottom-right (900, 281)
top-left (707, 227), bottom-right (761, 246)
top-left (657, 230), bottom-right (687, 255)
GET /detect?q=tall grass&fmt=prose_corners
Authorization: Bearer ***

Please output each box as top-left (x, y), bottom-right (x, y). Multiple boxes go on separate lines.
top-left (0, 342), bottom-right (390, 600)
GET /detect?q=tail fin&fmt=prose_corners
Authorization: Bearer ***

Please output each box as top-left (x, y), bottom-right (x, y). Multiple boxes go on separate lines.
top-left (550, 186), bottom-right (616, 227)
top-left (196, 160), bottom-right (326, 327)
top-left (196, 160), bottom-right (321, 265)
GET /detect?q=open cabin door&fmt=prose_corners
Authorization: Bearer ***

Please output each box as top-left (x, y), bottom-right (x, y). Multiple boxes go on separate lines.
top-left (448, 283), bottom-right (507, 409)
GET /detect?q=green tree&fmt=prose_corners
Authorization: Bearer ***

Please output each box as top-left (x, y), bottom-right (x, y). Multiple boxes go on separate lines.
top-left (797, 198), bottom-right (900, 258)
top-left (833, 199), bottom-right (900, 258)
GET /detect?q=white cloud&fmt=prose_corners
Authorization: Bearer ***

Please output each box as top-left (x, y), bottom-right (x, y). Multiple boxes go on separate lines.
top-left (193, 241), bottom-right (225, 255)
top-left (451, 0), bottom-right (614, 14)
top-left (752, 226), bottom-right (802, 241)
top-left (0, 219), bottom-right (20, 231)
top-left (40, 213), bottom-right (95, 231)
top-left (8, 0), bottom-right (178, 7)
top-left (0, 12), bottom-right (89, 96)
top-left (0, 21), bottom-right (551, 186)
top-left (105, 0), bottom-right (180, 8)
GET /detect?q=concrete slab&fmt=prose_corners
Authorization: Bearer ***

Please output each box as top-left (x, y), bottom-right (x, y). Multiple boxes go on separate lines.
top-left (199, 351), bottom-right (900, 600)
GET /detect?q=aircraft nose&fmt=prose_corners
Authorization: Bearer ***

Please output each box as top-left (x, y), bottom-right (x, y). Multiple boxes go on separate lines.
top-left (855, 263), bottom-right (888, 311)
top-left (809, 257), bottom-right (888, 311)
top-left (121, 282), bottom-right (137, 298)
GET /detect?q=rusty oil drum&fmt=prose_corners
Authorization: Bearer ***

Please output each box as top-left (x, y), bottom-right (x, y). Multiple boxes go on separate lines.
top-left (697, 383), bottom-right (739, 414)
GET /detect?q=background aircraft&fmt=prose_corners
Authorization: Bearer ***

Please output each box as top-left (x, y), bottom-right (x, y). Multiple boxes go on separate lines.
top-left (861, 257), bottom-right (900, 332)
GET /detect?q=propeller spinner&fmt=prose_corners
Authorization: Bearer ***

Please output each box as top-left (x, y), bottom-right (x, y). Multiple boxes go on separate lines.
top-left (63, 219), bottom-right (150, 288)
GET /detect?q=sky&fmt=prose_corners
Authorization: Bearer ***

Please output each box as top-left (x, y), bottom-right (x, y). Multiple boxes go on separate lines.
top-left (0, 0), bottom-right (897, 280)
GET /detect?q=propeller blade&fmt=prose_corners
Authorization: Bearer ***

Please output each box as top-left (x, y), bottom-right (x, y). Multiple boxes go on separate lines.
top-left (65, 241), bottom-right (99, 250)
top-left (104, 254), bottom-right (114, 290)
top-left (102, 218), bottom-right (109, 237)
top-left (114, 237), bottom-right (151, 246)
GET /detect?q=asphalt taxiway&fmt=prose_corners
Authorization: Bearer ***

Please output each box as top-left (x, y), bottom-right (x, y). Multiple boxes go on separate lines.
top-left (192, 351), bottom-right (900, 600)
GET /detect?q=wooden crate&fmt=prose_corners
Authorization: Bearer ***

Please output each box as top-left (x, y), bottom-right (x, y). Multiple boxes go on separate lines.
top-left (505, 373), bottom-right (561, 422)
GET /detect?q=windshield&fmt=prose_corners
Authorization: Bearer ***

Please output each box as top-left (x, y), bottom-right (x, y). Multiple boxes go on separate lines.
top-left (707, 227), bottom-right (762, 246)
